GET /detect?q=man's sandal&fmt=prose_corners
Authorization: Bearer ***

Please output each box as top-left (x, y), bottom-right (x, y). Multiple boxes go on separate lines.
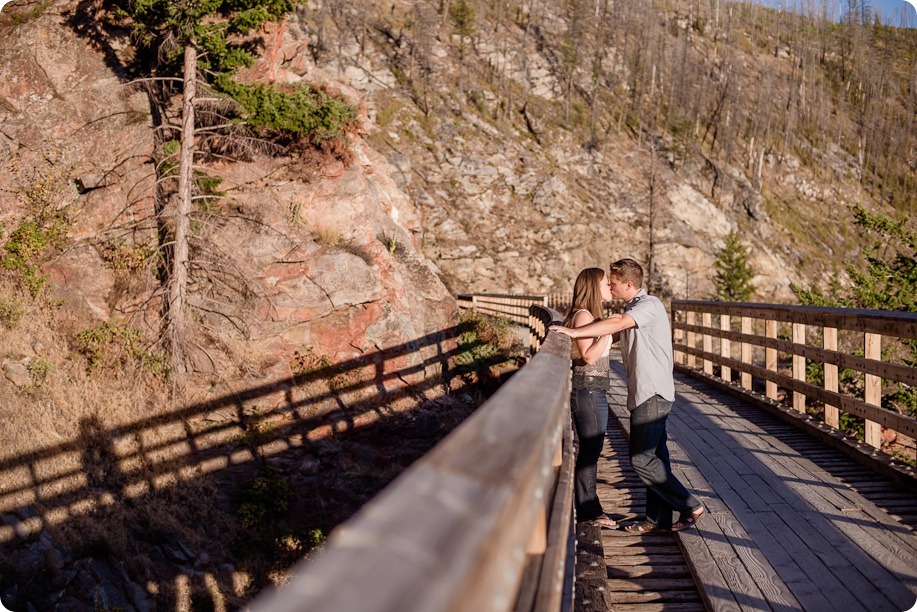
top-left (672, 506), bottom-right (706, 532)
top-left (623, 521), bottom-right (661, 534)
top-left (587, 514), bottom-right (618, 529)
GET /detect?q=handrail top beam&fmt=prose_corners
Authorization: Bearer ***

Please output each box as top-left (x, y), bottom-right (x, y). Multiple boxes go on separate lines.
top-left (673, 300), bottom-right (917, 338)
top-left (458, 293), bottom-right (548, 300)
top-left (249, 328), bottom-right (573, 612)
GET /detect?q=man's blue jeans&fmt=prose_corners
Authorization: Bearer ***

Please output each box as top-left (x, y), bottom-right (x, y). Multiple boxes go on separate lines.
top-left (571, 388), bottom-right (609, 522)
top-left (630, 394), bottom-right (701, 528)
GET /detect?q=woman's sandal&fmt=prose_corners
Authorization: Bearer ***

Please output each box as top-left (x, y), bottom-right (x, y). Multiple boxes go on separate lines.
top-left (672, 506), bottom-right (706, 532)
top-left (588, 514), bottom-right (618, 529)
top-left (623, 521), bottom-right (661, 534)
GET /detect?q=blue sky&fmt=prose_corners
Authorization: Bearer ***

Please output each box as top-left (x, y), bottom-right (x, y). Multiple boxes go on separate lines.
top-left (737, 0), bottom-right (917, 27)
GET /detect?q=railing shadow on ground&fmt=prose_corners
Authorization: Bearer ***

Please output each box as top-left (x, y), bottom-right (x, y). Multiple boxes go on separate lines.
top-left (608, 360), bottom-right (917, 611)
top-left (0, 323), bottom-right (503, 610)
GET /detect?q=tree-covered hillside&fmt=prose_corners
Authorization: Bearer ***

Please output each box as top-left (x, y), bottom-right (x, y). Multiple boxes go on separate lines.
top-left (300, 0), bottom-right (915, 297)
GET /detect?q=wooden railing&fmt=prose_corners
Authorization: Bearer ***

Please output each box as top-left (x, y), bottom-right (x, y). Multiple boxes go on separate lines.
top-left (251, 306), bottom-right (574, 612)
top-left (671, 301), bottom-right (917, 462)
top-left (467, 294), bottom-right (917, 480)
top-left (457, 294), bottom-right (624, 353)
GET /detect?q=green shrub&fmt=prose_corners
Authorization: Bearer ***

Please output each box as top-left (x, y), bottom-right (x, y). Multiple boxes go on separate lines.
top-left (99, 240), bottom-right (157, 271)
top-left (290, 348), bottom-right (332, 377)
top-left (239, 409), bottom-right (274, 449)
top-left (214, 77), bottom-right (359, 145)
top-left (238, 468), bottom-right (293, 529)
top-left (8, 1), bottom-right (53, 25)
top-left (75, 322), bottom-right (169, 379)
top-left (1, 220), bottom-right (66, 296)
top-left (454, 309), bottom-right (513, 371)
top-left (0, 298), bottom-right (23, 329)
top-left (27, 358), bottom-right (52, 387)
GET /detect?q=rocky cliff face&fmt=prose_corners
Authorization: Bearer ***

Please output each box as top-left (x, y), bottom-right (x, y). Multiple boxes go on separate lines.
top-left (0, 4), bottom-right (472, 608)
top-left (276, 0), bottom-right (892, 302)
top-left (0, 3), bottom-right (456, 377)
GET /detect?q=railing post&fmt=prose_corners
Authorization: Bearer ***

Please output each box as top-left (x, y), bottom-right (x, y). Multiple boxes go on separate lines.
top-left (528, 506), bottom-right (547, 555)
top-left (765, 319), bottom-right (778, 400)
top-left (686, 311), bottom-right (696, 368)
top-left (741, 317), bottom-right (752, 390)
top-left (865, 332), bottom-right (882, 449)
top-left (792, 323), bottom-right (806, 413)
top-left (824, 327), bottom-right (839, 428)
top-left (673, 307), bottom-right (684, 365)
top-left (721, 314), bottom-right (731, 383)
top-left (702, 312), bottom-right (713, 375)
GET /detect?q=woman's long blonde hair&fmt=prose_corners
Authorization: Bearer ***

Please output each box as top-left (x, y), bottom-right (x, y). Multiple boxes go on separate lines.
top-left (563, 267), bottom-right (606, 327)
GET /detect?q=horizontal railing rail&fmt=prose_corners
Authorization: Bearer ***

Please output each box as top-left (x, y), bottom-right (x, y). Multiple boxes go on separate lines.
top-left (458, 294), bottom-right (624, 354)
top-left (671, 301), bottom-right (917, 477)
top-left (251, 306), bottom-right (574, 612)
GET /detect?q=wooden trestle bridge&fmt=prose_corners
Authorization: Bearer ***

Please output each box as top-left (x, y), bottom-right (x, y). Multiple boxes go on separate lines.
top-left (252, 295), bottom-right (917, 612)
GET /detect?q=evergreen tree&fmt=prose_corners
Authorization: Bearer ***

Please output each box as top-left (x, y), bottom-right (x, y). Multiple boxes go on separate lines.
top-left (712, 230), bottom-right (756, 302)
top-left (110, 0), bottom-right (357, 369)
top-left (791, 205), bottom-right (916, 314)
top-left (791, 204), bottom-right (916, 418)
top-left (449, 0), bottom-right (475, 57)
top-left (113, 0), bottom-right (296, 368)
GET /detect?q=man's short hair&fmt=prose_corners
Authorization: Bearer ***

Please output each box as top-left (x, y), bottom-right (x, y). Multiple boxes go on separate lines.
top-left (609, 258), bottom-right (644, 287)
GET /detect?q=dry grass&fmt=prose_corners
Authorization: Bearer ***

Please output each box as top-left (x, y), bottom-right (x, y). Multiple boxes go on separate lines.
top-left (0, 278), bottom-right (250, 606)
top-left (0, 278), bottom-right (496, 609)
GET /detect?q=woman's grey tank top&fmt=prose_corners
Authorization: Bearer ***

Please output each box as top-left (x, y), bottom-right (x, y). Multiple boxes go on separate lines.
top-left (570, 310), bottom-right (611, 390)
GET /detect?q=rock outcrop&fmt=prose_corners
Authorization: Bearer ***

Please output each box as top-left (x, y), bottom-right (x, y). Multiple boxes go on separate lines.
top-left (0, 3), bottom-right (457, 378)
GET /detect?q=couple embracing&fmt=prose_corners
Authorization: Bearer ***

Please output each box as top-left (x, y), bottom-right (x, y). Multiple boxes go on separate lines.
top-left (551, 259), bottom-right (706, 533)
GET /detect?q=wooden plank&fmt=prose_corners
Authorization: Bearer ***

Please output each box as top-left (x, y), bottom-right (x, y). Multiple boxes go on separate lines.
top-left (703, 312), bottom-right (714, 375)
top-left (865, 332), bottom-right (883, 449)
top-left (824, 327), bottom-right (840, 428)
top-left (765, 319), bottom-right (778, 400)
top-left (687, 378), bottom-right (917, 557)
top-left (601, 381), bottom-right (705, 611)
top-left (740, 317), bottom-right (752, 390)
top-left (673, 527), bottom-right (744, 612)
top-left (792, 323), bottom-right (806, 412)
top-left (606, 578), bottom-right (699, 591)
top-left (610, 604), bottom-right (706, 612)
top-left (669, 425), bottom-right (803, 612)
top-left (738, 431), bottom-right (914, 539)
top-left (607, 590), bottom-right (704, 603)
top-left (605, 565), bottom-right (697, 579)
top-left (672, 321), bottom-right (917, 386)
top-left (777, 508), bottom-right (911, 610)
top-left (676, 366), bottom-right (917, 493)
top-left (720, 314), bottom-right (732, 383)
top-left (673, 346), bottom-right (917, 439)
top-left (687, 311), bottom-right (697, 368)
top-left (670, 374), bottom-right (917, 611)
top-left (605, 543), bottom-right (684, 555)
top-left (671, 301), bottom-right (917, 339)
top-left (658, 419), bottom-right (765, 611)
top-left (677, 374), bottom-right (917, 608)
top-left (605, 554), bottom-right (690, 566)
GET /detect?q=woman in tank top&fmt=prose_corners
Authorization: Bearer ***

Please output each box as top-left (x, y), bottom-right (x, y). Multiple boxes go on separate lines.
top-left (563, 267), bottom-right (616, 529)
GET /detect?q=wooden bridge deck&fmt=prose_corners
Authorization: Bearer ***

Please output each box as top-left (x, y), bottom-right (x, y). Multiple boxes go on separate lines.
top-left (577, 359), bottom-right (917, 611)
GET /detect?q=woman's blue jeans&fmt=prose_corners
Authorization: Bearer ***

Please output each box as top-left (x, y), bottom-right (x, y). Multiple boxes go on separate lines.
top-left (571, 388), bottom-right (609, 522)
top-left (630, 394), bottom-right (701, 528)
